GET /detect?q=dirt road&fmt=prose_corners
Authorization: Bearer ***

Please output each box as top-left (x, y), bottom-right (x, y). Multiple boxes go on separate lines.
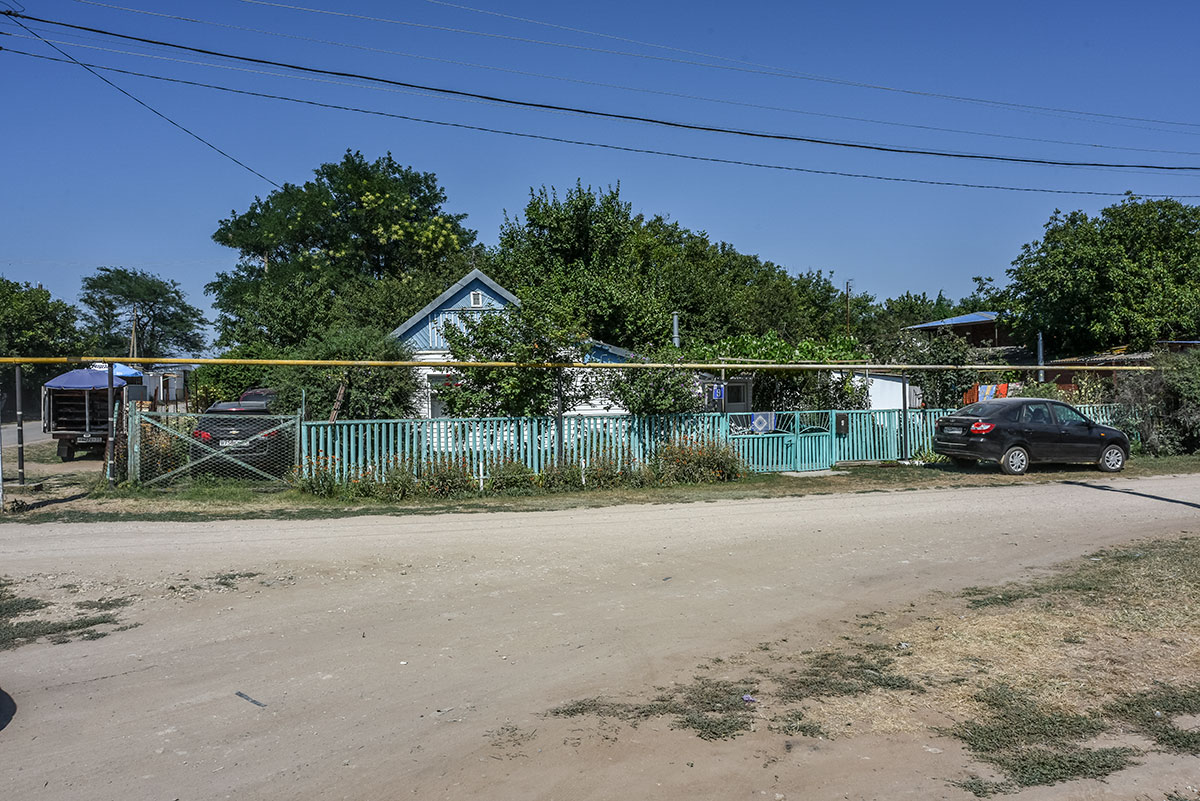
top-left (2, 475), bottom-right (1198, 800)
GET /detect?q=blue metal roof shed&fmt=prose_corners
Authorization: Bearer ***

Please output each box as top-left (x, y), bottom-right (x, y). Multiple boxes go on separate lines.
top-left (906, 311), bottom-right (999, 330)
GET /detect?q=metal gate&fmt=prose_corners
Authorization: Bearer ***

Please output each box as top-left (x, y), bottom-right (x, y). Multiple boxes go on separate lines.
top-left (128, 407), bottom-right (300, 486)
top-left (729, 411), bottom-right (834, 472)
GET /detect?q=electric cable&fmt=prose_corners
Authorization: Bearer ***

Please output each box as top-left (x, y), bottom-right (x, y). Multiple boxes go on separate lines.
top-left (58, 0), bottom-right (1200, 157)
top-left (232, 0), bottom-right (1200, 131)
top-left (8, 46), bottom-right (1198, 199)
top-left (2, 15), bottom-right (279, 187)
top-left (7, 12), bottom-right (1200, 173)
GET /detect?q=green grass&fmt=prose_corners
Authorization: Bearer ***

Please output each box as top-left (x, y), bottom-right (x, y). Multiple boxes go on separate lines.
top-left (774, 648), bottom-right (924, 701)
top-left (208, 571), bottom-right (261, 589)
top-left (551, 677), bottom-right (761, 740)
top-left (768, 709), bottom-right (825, 738)
top-left (553, 645), bottom-right (923, 742)
top-left (0, 577), bottom-right (129, 650)
top-left (10, 452), bottom-right (1200, 524)
top-left (946, 684), bottom-right (1137, 794)
top-left (1106, 683), bottom-right (1200, 754)
top-left (74, 596), bottom-right (132, 611)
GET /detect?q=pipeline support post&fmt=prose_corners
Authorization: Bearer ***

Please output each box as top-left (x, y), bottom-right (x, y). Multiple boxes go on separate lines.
top-left (15, 364), bottom-right (25, 485)
top-left (106, 363), bottom-right (115, 489)
top-left (555, 368), bottom-right (565, 465)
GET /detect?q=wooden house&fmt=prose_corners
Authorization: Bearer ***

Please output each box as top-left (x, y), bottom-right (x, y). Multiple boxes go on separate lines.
top-left (389, 269), bottom-right (633, 417)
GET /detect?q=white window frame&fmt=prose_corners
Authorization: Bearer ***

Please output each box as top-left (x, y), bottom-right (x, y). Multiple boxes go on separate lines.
top-left (469, 290), bottom-right (483, 308)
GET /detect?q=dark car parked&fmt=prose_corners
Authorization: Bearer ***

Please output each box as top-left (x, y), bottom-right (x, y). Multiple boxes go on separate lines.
top-left (190, 400), bottom-right (294, 478)
top-left (932, 397), bottom-right (1129, 475)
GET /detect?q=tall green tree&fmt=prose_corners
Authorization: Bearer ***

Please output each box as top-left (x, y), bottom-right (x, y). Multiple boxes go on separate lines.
top-left (0, 278), bottom-right (87, 359)
top-left (490, 182), bottom-right (862, 351)
top-left (80, 267), bottom-right (206, 357)
top-left (208, 150), bottom-right (478, 350)
top-left (439, 302), bottom-right (596, 418)
top-left (1007, 195), bottom-right (1200, 357)
top-left (0, 278), bottom-right (89, 401)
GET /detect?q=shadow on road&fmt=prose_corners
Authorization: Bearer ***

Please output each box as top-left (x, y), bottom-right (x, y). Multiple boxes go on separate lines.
top-left (0, 688), bottom-right (15, 732)
top-left (1063, 480), bottom-right (1200, 511)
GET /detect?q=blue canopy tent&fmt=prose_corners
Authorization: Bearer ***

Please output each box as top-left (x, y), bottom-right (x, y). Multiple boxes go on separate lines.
top-left (44, 369), bottom-right (127, 390)
top-left (42, 370), bottom-right (127, 454)
top-left (89, 362), bottom-right (142, 379)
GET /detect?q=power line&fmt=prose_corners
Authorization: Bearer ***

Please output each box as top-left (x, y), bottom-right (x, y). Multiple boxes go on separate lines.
top-left (16, 31), bottom-right (1197, 179)
top-left (7, 12), bottom-right (1200, 174)
top-left (58, 0), bottom-right (1200, 157)
top-left (8, 47), bottom-right (1198, 199)
top-left (233, 0), bottom-right (1200, 132)
top-left (2, 15), bottom-right (279, 187)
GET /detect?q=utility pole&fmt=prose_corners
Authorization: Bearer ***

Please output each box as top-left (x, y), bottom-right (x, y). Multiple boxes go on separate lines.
top-left (845, 280), bottom-right (852, 338)
top-left (128, 303), bottom-right (139, 359)
top-left (14, 365), bottom-right (25, 485)
top-left (555, 369), bottom-right (565, 464)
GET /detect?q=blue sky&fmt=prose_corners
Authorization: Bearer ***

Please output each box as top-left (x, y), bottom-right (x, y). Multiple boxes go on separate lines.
top-left (3, 0), bottom-right (1198, 337)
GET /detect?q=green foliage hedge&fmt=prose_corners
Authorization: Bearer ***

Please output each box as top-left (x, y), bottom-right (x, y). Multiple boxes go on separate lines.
top-left (293, 439), bottom-right (746, 501)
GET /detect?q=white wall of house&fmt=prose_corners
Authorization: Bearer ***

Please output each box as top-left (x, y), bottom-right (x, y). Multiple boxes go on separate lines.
top-left (833, 371), bottom-right (923, 410)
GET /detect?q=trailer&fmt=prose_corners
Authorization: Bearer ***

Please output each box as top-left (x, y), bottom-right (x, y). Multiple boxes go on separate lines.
top-left (42, 369), bottom-right (127, 461)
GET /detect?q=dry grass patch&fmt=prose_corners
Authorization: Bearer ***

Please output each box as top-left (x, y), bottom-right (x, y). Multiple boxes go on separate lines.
top-left (549, 535), bottom-right (1200, 796)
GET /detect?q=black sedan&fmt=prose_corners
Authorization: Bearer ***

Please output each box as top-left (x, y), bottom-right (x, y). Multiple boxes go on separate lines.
top-left (932, 397), bottom-right (1129, 475)
top-left (190, 401), bottom-right (294, 478)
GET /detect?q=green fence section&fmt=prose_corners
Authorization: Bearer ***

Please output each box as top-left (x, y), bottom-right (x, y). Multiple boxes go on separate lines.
top-left (299, 403), bottom-right (1128, 479)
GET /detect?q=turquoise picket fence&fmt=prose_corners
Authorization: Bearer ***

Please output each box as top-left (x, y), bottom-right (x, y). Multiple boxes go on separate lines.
top-left (299, 404), bottom-right (1129, 479)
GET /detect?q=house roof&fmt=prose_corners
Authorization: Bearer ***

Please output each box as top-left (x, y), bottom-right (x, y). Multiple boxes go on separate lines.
top-left (583, 339), bottom-right (636, 362)
top-left (907, 311), bottom-right (999, 330)
top-left (389, 269), bottom-right (521, 340)
top-left (1048, 345), bottom-right (1154, 365)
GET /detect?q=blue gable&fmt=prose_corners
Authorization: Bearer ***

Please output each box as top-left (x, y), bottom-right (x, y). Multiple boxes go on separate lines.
top-left (391, 269), bottom-right (520, 352)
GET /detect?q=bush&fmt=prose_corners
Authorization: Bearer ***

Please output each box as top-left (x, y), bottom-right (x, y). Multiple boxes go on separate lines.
top-left (378, 462), bottom-right (418, 501)
top-left (652, 438), bottom-right (745, 485)
top-left (539, 460), bottom-right (584, 492)
top-left (292, 438), bottom-right (751, 500)
top-left (293, 455), bottom-right (339, 497)
top-left (420, 456), bottom-right (477, 497)
top-left (1113, 350), bottom-right (1200, 455)
top-left (583, 451), bottom-right (625, 488)
top-left (485, 458), bottom-right (539, 496)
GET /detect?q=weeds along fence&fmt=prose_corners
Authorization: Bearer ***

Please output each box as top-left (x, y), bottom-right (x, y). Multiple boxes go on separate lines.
top-left (297, 409), bottom-right (958, 482)
top-left (123, 403), bottom-right (1127, 486)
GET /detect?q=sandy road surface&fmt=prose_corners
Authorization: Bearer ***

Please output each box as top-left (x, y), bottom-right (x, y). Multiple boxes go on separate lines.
top-left (2, 475), bottom-right (1199, 800)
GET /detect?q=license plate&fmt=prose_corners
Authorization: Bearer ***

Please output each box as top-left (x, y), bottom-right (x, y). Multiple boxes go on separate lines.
top-left (76, 436), bottom-right (102, 444)
top-left (944, 426), bottom-right (963, 435)
top-left (219, 439), bottom-right (249, 447)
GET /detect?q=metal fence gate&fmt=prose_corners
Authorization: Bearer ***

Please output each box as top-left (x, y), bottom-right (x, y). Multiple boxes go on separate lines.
top-left (127, 407), bottom-right (300, 486)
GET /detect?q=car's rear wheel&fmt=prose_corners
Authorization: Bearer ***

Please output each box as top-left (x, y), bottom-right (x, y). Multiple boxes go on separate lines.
top-left (1098, 444), bottom-right (1126, 473)
top-left (1000, 445), bottom-right (1029, 476)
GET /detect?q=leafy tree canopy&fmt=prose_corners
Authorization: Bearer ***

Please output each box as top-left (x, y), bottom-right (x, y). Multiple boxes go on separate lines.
top-left (489, 183), bottom-right (866, 352)
top-left (599, 347), bottom-right (704, 416)
top-left (439, 302), bottom-right (597, 418)
top-left (208, 151), bottom-right (478, 350)
top-left (1006, 195), bottom-right (1200, 357)
top-left (193, 328), bottom-right (417, 419)
top-left (0, 278), bottom-right (89, 393)
top-left (80, 267), bottom-right (206, 357)
top-left (686, 332), bottom-right (869, 410)
top-left (0, 278), bottom-right (87, 358)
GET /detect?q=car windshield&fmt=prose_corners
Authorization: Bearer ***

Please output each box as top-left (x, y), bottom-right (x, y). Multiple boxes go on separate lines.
top-left (955, 402), bottom-right (1005, 417)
